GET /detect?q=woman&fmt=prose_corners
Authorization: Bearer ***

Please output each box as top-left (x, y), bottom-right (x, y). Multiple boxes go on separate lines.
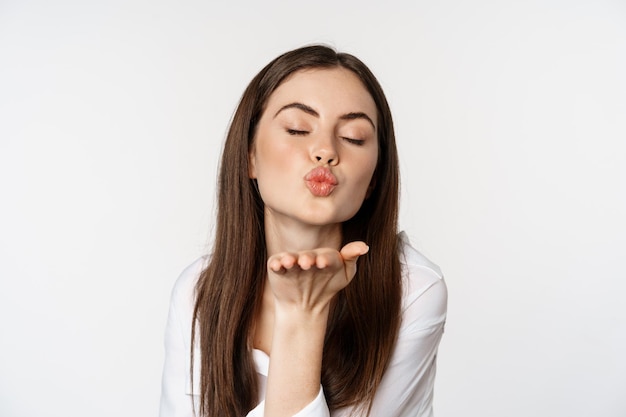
top-left (160, 45), bottom-right (447, 417)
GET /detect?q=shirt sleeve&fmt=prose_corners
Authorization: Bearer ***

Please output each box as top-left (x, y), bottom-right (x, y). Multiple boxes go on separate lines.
top-left (364, 238), bottom-right (448, 417)
top-left (246, 388), bottom-right (331, 417)
top-left (159, 259), bottom-right (204, 417)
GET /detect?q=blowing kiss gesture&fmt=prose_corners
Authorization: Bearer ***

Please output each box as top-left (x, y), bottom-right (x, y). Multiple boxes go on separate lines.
top-left (262, 241), bottom-right (369, 417)
top-left (267, 241), bottom-right (368, 314)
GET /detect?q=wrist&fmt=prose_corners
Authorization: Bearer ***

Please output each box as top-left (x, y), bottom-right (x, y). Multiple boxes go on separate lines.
top-left (273, 302), bottom-right (330, 329)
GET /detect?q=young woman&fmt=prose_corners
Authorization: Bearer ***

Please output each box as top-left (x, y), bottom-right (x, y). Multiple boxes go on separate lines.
top-left (160, 45), bottom-right (447, 417)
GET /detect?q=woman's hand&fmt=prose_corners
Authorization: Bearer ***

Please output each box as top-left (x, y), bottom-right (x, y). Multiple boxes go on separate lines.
top-left (263, 241), bottom-right (368, 417)
top-left (266, 241), bottom-right (369, 316)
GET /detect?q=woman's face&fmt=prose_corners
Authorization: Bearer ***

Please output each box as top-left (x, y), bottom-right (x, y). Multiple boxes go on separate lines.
top-left (249, 67), bottom-right (379, 228)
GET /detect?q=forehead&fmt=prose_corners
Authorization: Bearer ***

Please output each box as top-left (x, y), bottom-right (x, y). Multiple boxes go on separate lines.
top-left (265, 67), bottom-right (377, 120)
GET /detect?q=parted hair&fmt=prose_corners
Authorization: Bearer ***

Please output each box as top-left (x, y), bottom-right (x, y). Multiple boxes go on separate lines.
top-left (192, 45), bottom-right (402, 416)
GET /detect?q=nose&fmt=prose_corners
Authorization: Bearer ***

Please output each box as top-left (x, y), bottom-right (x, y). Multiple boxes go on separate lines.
top-left (311, 136), bottom-right (339, 166)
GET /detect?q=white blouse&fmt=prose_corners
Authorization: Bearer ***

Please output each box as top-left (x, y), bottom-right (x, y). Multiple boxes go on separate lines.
top-left (159, 233), bottom-right (447, 417)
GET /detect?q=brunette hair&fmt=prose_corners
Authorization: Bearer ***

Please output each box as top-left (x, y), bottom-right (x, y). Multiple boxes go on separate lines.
top-left (192, 45), bottom-right (402, 416)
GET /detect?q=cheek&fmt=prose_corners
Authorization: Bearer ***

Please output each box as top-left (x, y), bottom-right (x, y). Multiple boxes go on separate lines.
top-left (253, 142), bottom-right (301, 184)
top-left (356, 151), bottom-right (379, 185)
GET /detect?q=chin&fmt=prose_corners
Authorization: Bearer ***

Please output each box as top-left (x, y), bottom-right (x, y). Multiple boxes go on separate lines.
top-left (299, 209), bottom-right (361, 227)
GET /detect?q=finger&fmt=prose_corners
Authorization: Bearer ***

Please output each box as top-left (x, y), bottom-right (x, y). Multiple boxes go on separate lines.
top-left (340, 241), bottom-right (369, 279)
top-left (268, 253), bottom-right (297, 273)
top-left (280, 254), bottom-right (297, 270)
top-left (297, 252), bottom-right (316, 270)
top-left (340, 241), bottom-right (369, 263)
top-left (268, 256), bottom-right (285, 273)
top-left (314, 249), bottom-right (340, 269)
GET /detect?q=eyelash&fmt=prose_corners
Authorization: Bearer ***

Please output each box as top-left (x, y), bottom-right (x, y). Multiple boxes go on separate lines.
top-left (286, 129), bottom-right (308, 136)
top-left (286, 129), bottom-right (365, 146)
top-left (343, 137), bottom-right (365, 146)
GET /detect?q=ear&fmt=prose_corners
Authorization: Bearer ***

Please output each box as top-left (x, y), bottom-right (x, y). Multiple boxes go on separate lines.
top-left (248, 148), bottom-right (257, 179)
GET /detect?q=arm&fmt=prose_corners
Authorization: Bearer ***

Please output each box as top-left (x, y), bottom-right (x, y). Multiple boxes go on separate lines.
top-left (262, 242), bottom-right (369, 417)
top-left (257, 243), bottom-right (447, 417)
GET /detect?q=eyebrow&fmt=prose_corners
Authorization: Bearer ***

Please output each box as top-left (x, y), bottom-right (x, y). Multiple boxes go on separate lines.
top-left (274, 102), bottom-right (376, 130)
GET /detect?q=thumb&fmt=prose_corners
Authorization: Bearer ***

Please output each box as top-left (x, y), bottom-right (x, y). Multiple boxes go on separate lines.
top-left (340, 241), bottom-right (369, 280)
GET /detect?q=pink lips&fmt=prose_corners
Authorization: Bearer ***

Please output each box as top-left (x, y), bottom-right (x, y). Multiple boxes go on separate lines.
top-left (304, 167), bottom-right (338, 197)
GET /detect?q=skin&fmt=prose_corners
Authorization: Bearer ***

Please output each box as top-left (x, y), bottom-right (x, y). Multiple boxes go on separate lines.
top-left (248, 67), bottom-right (379, 416)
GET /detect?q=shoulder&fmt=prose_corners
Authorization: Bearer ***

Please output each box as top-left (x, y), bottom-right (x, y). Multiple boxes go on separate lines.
top-left (168, 256), bottom-right (208, 319)
top-left (399, 231), bottom-right (443, 281)
top-left (398, 232), bottom-right (448, 329)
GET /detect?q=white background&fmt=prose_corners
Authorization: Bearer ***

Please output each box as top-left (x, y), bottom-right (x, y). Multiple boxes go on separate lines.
top-left (1, 1), bottom-right (625, 416)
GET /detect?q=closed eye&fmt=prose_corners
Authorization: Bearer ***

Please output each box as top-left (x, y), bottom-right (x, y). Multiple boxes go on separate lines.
top-left (342, 137), bottom-right (365, 146)
top-left (287, 129), bottom-right (308, 136)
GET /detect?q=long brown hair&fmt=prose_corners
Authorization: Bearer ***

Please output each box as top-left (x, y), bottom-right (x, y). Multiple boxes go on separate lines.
top-left (192, 45), bottom-right (402, 416)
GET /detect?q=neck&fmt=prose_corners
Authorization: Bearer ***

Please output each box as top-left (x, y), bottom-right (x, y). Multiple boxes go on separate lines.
top-left (264, 210), bottom-right (342, 255)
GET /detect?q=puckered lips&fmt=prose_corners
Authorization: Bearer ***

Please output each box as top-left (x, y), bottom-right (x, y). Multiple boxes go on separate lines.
top-left (304, 166), bottom-right (338, 197)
